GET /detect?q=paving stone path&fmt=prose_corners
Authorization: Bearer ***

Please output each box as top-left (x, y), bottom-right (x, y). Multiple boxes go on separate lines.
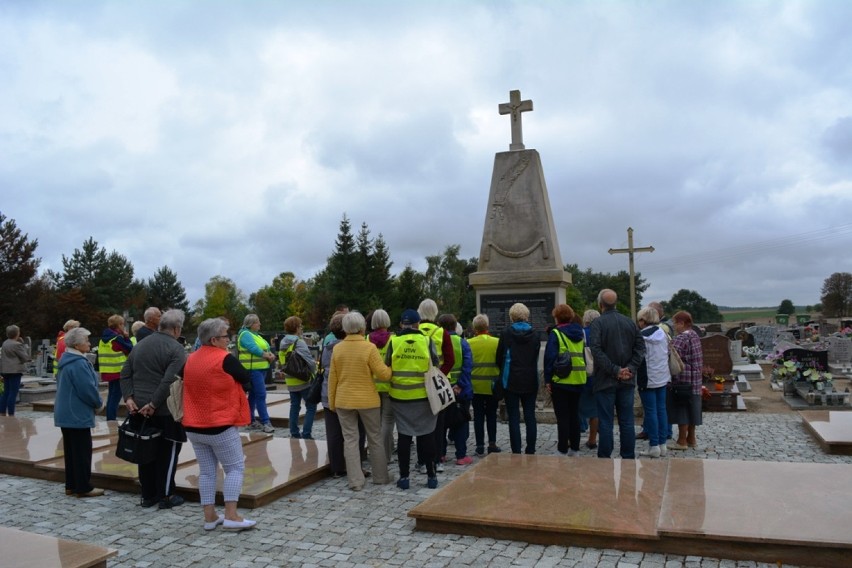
top-left (2, 408), bottom-right (848, 567)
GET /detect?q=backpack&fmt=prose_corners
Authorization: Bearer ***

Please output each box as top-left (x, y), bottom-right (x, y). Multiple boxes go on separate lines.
top-left (552, 330), bottom-right (573, 379)
top-left (283, 340), bottom-right (312, 381)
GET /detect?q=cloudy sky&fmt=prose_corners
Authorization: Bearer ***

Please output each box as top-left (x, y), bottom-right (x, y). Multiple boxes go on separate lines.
top-left (3, 0), bottom-right (851, 310)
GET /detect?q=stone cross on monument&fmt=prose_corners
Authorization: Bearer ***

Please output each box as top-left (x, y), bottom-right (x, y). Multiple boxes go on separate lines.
top-left (498, 89), bottom-right (533, 151)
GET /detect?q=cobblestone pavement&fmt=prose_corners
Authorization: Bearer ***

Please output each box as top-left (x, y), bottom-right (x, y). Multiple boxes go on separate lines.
top-left (2, 408), bottom-right (848, 567)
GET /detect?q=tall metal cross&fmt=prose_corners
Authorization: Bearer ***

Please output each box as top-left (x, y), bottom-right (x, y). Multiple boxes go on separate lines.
top-left (608, 227), bottom-right (654, 321)
top-left (498, 89), bottom-right (533, 151)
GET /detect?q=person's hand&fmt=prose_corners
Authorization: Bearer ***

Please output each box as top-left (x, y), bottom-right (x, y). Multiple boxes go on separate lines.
top-left (546, 383), bottom-right (552, 393)
top-left (125, 397), bottom-right (139, 414)
top-left (453, 385), bottom-right (461, 395)
top-left (139, 402), bottom-right (156, 417)
top-left (618, 367), bottom-right (632, 380)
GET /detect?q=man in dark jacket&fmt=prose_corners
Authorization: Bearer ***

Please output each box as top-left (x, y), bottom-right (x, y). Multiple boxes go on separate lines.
top-left (589, 289), bottom-right (645, 459)
top-left (496, 303), bottom-right (540, 455)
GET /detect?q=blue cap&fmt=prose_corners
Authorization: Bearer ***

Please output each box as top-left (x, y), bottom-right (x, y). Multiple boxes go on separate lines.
top-left (400, 309), bottom-right (421, 325)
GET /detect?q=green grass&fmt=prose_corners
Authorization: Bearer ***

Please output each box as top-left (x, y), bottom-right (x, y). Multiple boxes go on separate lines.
top-left (719, 309), bottom-right (778, 323)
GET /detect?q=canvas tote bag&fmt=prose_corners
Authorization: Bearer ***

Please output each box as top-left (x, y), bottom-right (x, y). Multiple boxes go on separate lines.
top-left (425, 364), bottom-right (455, 415)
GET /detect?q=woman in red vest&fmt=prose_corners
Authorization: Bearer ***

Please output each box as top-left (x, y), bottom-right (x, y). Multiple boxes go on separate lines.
top-left (183, 318), bottom-right (256, 531)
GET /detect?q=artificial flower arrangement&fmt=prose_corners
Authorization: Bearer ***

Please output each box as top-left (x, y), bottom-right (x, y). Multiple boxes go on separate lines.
top-left (714, 375), bottom-right (727, 384)
top-left (743, 345), bottom-right (761, 363)
top-left (802, 366), bottom-right (833, 391)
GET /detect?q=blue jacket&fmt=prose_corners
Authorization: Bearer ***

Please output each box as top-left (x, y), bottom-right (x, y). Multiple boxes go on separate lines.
top-left (543, 322), bottom-right (585, 391)
top-left (448, 332), bottom-right (474, 401)
top-left (54, 351), bottom-right (103, 429)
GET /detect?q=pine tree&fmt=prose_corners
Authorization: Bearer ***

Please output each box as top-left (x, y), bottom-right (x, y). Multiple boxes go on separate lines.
top-left (147, 266), bottom-right (190, 314)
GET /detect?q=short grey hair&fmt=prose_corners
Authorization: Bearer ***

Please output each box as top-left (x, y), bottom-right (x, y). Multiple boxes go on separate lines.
top-left (508, 303), bottom-right (530, 322)
top-left (63, 319), bottom-right (81, 331)
top-left (6, 325), bottom-right (20, 339)
top-left (637, 307), bottom-right (660, 325)
top-left (198, 318), bottom-right (229, 345)
top-left (242, 314), bottom-right (259, 328)
top-left (159, 309), bottom-right (185, 332)
top-left (342, 312), bottom-right (367, 335)
top-left (371, 309), bottom-right (391, 330)
top-left (582, 309), bottom-right (600, 327)
top-left (418, 299), bottom-right (438, 322)
top-left (472, 314), bottom-right (489, 333)
top-left (64, 327), bottom-right (91, 349)
top-left (143, 307), bottom-right (161, 322)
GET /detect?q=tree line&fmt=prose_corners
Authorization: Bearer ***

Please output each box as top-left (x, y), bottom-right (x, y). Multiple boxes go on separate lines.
top-left (2, 210), bottom-right (781, 342)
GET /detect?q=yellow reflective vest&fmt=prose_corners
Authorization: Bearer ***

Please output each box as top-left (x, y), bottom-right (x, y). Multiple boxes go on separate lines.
top-left (97, 338), bottom-right (127, 376)
top-left (238, 330), bottom-right (271, 371)
top-left (552, 329), bottom-right (587, 386)
top-left (447, 334), bottom-right (463, 385)
top-left (388, 333), bottom-right (430, 401)
top-left (418, 322), bottom-right (445, 366)
top-left (371, 335), bottom-right (393, 393)
top-left (468, 333), bottom-right (499, 395)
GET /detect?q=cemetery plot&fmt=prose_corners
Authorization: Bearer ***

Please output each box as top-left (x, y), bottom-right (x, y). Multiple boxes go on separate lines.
top-left (0, 526), bottom-right (116, 568)
top-left (800, 410), bottom-right (852, 455)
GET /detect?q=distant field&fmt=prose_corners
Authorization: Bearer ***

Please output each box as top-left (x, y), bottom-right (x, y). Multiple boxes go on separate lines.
top-left (719, 308), bottom-right (777, 323)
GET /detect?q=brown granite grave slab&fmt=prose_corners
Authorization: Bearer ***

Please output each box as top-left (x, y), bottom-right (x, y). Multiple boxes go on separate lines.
top-left (800, 410), bottom-right (852, 455)
top-left (700, 334), bottom-right (733, 375)
top-left (0, 526), bottom-right (116, 568)
top-left (174, 436), bottom-right (329, 508)
top-left (266, 396), bottom-right (325, 428)
top-left (409, 454), bottom-right (668, 547)
top-left (411, 455), bottom-right (852, 567)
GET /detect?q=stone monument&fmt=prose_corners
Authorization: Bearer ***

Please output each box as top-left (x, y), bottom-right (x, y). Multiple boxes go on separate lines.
top-left (468, 90), bottom-right (571, 339)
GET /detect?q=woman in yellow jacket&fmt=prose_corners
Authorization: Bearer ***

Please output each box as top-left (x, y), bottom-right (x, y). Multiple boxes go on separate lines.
top-left (328, 312), bottom-right (393, 491)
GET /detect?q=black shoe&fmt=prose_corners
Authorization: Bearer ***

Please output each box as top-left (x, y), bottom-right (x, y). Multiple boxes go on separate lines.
top-left (636, 431), bottom-right (649, 440)
top-left (140, 498), bottom-right (158, 508)
top-left (159, 494), bottom-right (185, 509)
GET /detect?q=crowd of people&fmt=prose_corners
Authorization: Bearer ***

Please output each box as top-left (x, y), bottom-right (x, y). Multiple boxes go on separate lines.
top-left (3, 288), bottom-right (706, 532)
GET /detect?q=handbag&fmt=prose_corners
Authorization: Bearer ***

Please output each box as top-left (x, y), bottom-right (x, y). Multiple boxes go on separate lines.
top-left (551, 330), bottom-right (573, 378)
top-left (443, 400), bottom-right (471, 429)
top-left (668, 340), bottom-right (685, 375)
top-left (672, 382), bottom-right (692, 406)
top-left (283, 340), bottom-right (313, 381)
top-left (116, 415), bottom-right (162, 464)
top-left (425, 364), bottom-right (455, 415)
top-left (304, 372), bottom-right (324, 406)
top-left (583, 337), bottom-right (594, 375)
top-left (166, 376), bottom-right (183, 422)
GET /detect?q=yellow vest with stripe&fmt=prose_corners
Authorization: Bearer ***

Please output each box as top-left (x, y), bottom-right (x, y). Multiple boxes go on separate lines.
top-left (277, 338), bottom-right (308, 387)
top-left (552, 329), bottom-right (587, 386)
top-left (388, 333), bottom-right (430, 401)
top-left (238, 330), bottom-right (271, 371)
top-left (468, 333), bottom-right (499, 395)
top-left (418, 322), bottom-right (445, 366)
top-left (447, 334), bottom-right (463, 385)
top-left (371, 334), bottom-right (393, 393)
top-left (97, 337), bottom-right (127, 375)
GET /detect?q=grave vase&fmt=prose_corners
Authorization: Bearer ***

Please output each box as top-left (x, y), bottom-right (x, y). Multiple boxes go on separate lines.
top-left (714, 382), bottom-right (725, 391)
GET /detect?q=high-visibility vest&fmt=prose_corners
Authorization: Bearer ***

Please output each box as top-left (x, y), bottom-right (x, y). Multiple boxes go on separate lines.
top-left (552, 329), bottom-right (587, 386)
top-left (388, 333), bottom-right (430, 401)
top-left (238, 330), bottom-right (271, 370)
top-left (97, 337), bottom-right (127, 376)
top-left (468, 333), bottom-right (499, 395)
top-left (372, 336), bottom-right (393, 393)
top-left (447, 334), bottom-right (463, 385)
top-left (278, 339), bottom-right (308, 387)
top-left (419, 322), bottom-right (445, 365)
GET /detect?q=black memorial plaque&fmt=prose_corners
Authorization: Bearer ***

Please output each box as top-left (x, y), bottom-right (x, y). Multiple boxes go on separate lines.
top-left (479, 293), bottom-right (555, 341)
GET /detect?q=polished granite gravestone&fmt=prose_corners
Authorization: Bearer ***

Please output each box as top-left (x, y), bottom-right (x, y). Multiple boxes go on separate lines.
top-left (409, 455), bottom-right (852, 567)
top-left (0, 526), bottom-right (116, 568)
top-left (700, 334), bottom-right (733, 375)
top-left (0, 416), bottom-right (329, 508)
top-left (800, 410), bottom-right (852, 455)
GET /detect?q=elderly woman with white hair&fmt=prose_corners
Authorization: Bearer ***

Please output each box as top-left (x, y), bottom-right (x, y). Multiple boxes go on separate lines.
top-left (237, 314), bottom-right (276, 434)
top-left (636, 306), bottom-right (670, 458)
top-left (328, 312), bottom-right (393, 491)
top-left (54, 327), bottom-right (104, 497)
top-left (367, 309), bottom-right (396, 464)
top-left (183, 318), bottom-right (255, 530)
top-left (496, 303), bottom-right (540, 455)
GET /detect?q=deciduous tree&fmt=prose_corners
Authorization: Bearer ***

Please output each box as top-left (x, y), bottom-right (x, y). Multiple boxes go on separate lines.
top-left (664, 289), bottom-right (722, 323)
top-left (820, 272), bottom-right (852, 317)
top-left (777, 299), bottom-right (795, 315)
top-left (193, 276), bottom-right (248, 327)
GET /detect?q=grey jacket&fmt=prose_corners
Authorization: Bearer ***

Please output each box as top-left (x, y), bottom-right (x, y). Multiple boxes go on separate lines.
top-left (120, 331), bottom-right (186, 416)
top-left (1, 338), bottom-right (31, 374)
top-left (589, 309), bottom-right (645, 391)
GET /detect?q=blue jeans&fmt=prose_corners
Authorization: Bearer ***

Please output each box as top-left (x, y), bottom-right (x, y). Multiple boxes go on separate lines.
top-left (105, 380), bottom-right (122, 421)
top-left (505, 391), bottom-right (537, 454)
top-left (472, 394), bottom-right (498, 449)
top-left (289, 389), bottom-right (317, 438)
top-left (248, 370), bottom-right (270, 424)
top-left (0, 374), bottom-right (22, 415)
top-left (595, 383), bottom-right (636, 459)
top-left (638, 386), bottom-right (668, 447)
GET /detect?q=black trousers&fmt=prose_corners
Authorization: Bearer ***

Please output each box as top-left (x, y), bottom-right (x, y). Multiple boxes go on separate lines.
top-left (551, 387), bottom-right (582, 453)
top-left (137, 415), bottom-right (183, 502)
top-left (399, 433), bottom-right (435, 478)
top-left (61, 427), bottom-right (93, 494)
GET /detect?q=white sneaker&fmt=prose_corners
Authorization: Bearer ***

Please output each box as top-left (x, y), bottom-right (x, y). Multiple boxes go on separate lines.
top-left (658, 444), bottom-right (667, 457)
top-left (261, 423), bottom-right (274, 434)
top-left (649, 445), bottom-right (661, 458)
top-left (566, 449), bottom-right (578, 457)
top-left (436, 462), bottom-right (445, 473)
top-left (223, 518), bottom-right (256, 531)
